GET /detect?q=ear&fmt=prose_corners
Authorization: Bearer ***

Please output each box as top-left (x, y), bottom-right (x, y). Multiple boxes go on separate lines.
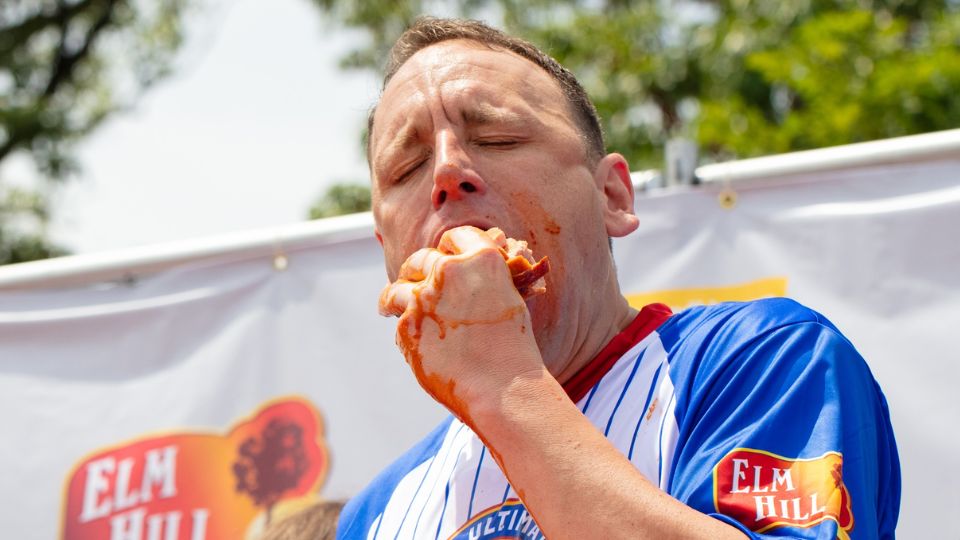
top-left (594, 153), bottom-right (639, 238)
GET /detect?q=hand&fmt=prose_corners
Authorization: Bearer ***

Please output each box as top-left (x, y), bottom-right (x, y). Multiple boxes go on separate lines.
top-left (378, 226), bottom-right (546, 422)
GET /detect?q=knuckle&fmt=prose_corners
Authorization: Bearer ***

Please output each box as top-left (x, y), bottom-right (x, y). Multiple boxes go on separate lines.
top-left (471, 247), bottom-right (510, 272)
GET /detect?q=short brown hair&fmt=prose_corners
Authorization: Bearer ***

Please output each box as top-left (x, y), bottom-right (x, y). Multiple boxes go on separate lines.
top-left (368, 17), bottom-right (605, 165)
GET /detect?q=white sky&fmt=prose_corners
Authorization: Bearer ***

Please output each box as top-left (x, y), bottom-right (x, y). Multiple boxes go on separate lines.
top-left (47, 0), bottom-right (380, 254)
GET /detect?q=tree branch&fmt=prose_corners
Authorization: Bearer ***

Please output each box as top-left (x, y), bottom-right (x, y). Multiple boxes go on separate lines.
top-left (649, 86), bottom-right (680, 134)
top-left (0, 0), bottom-right (98, 59)
top-left (43, 0), bottom-right (122, 98)
top-left (0, 0), bottom-right (122, 163)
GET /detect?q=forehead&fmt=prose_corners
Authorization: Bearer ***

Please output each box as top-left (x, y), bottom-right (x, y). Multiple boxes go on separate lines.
top-left (371, 40), bottom-right (568, 150)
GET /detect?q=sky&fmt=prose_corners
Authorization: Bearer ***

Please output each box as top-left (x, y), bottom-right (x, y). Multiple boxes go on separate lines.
top-left (45, 0), bottom-right (380, 254)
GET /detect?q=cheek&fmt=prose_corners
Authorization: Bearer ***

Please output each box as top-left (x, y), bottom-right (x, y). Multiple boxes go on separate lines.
top-left (509, 178), bottom-right (599, 244)
top-left (382, 245), bottom-right (403, 282)
top-left (382, 228), bottom-right (420, 281)
top-left (375, 192), bottom-right (437, 280)
top-left (506, 189), bottom-right (572, 291)
top-left (508, 177), bottom-right (603, 295)
top-left (374, 204), bottom-right (412, 280)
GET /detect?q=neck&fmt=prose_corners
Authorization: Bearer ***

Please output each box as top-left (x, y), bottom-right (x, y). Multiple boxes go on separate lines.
top-left (542, 268), bottom-right (638, 385)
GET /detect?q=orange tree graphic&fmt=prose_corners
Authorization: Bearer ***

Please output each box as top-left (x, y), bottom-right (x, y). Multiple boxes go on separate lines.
top-left (233, 418), bottom-right (310, 524)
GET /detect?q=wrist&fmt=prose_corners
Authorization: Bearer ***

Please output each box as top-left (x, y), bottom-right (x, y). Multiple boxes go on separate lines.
top-left (466, 366), bottom-right (569, 433)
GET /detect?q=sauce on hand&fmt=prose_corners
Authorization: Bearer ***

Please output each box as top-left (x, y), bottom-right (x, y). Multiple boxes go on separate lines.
top-left (385, 226), bottom-right (549, 427)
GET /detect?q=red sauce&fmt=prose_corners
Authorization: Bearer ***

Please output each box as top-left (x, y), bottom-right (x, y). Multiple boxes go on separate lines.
top-left (389, 230), bottom-right (553, 538)
top-left (543, 216), bottom-right (561, 235)
top-left (646, 398), bottom-right (658, 421)
top-left (397, 293), bottom-right (551, 539)
top-left (394, 264), bottom-right (529, 428)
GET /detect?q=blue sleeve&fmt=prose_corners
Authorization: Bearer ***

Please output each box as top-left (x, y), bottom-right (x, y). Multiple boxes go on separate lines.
top-left (337, 416), bottom-right (454, 540)
top-left (659, 299), bottom-right (900, 539)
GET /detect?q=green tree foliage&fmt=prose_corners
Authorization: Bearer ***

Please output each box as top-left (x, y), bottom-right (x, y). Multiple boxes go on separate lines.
top-left (698, 1), bottom-right (960, 157)
top-left (0, 187), bottom-right (67, 263)
top-left (311, 0), bottom-right (960, 169)
top-left (309, 182), bottom-right (372, 218)
top-left (0, 0), bottom-right (188, 265)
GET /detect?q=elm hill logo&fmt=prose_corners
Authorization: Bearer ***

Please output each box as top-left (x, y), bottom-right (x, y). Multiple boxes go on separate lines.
top-left (713, 448), bottom-right (853, 538)
top-left (60, 397), bottom-right (328, 540)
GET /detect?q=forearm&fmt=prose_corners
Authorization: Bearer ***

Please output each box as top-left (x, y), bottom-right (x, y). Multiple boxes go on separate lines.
top-left (469, 367), bottom-right (746, 540)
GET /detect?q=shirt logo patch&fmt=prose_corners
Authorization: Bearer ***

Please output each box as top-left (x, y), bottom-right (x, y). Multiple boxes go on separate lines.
top-left (713, 448), bottom-right (854, 538)
top-left (448, 499), bottom-right (543, 540)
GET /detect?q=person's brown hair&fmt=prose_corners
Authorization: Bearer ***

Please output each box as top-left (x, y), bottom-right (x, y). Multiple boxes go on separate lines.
top-left (368, 16), bottom-right (605, 165)
top-left (258, 499), bottom-right (344, 540)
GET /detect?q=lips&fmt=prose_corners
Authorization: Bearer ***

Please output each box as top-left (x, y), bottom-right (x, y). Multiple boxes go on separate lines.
top-left (429, 219), bottom-right (497, 248)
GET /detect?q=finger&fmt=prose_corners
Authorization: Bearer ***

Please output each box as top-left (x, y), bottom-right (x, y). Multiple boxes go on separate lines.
top-left (438, 225), bottom-right (504, 255)
top-left (378, 280), bottom-right (418, 317)
top-left (483, 227), bottom-right (508, 248)
top-left (398, 248), bottom-right (444, 282)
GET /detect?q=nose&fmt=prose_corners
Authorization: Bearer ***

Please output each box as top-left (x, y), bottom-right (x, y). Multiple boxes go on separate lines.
top-left (431, 131), bottom-right (486, 209)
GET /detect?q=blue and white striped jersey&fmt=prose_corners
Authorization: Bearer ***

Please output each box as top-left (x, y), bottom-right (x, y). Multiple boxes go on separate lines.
top-left (338, 299), bottom-right (900, 539)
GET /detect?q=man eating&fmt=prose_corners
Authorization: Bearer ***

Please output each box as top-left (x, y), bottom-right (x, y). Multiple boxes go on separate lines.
top-left (337, 17), bottom-right (900, 540)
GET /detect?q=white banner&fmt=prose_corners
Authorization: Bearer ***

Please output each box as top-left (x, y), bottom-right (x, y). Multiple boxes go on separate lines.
top-left (0, 133), bottom-right (957, 538)
top-left (0, 228), bottom-right (449, 539)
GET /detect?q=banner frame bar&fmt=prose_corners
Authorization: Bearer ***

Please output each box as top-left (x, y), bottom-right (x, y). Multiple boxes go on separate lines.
top-left (695, 128), bottom-right (960, 184)
top-left (0, 212), bottom-right (376, 291)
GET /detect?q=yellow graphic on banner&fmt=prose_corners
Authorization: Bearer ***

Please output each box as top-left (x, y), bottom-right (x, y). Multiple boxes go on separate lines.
top-left (626, 277), bottom-right (788, 311)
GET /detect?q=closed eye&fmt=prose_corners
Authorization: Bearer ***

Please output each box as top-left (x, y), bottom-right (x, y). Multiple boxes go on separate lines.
top-left (394, 157), bottom-right (427, 184)
top-left (475, 139), bottom-right (520, 148)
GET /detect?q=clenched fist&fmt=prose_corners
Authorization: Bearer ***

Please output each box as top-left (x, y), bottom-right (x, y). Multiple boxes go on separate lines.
top-left (378, 226), bottom-right (550, 423)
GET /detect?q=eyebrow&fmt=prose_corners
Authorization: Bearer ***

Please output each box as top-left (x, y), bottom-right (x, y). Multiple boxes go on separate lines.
top-left (461, 104), bottom-right (524, 127)
top-left (393, 126), bottom-right (421, 153)
top-left (374, 104), bottom-right (527, 174)
top-left (374, 124), bottom-right (421, 173)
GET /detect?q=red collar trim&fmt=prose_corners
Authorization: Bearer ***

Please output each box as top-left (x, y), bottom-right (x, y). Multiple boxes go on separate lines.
top-left (561, 303), bottom-right (673, 403)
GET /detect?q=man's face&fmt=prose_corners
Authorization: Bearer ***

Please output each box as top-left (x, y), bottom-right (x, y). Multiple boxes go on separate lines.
top-left (369, 39), bottom-right (631, 366)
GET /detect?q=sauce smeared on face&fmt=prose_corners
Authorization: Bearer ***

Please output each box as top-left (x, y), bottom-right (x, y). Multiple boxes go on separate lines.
top-left (544, 216), bottom-right (562, 235)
